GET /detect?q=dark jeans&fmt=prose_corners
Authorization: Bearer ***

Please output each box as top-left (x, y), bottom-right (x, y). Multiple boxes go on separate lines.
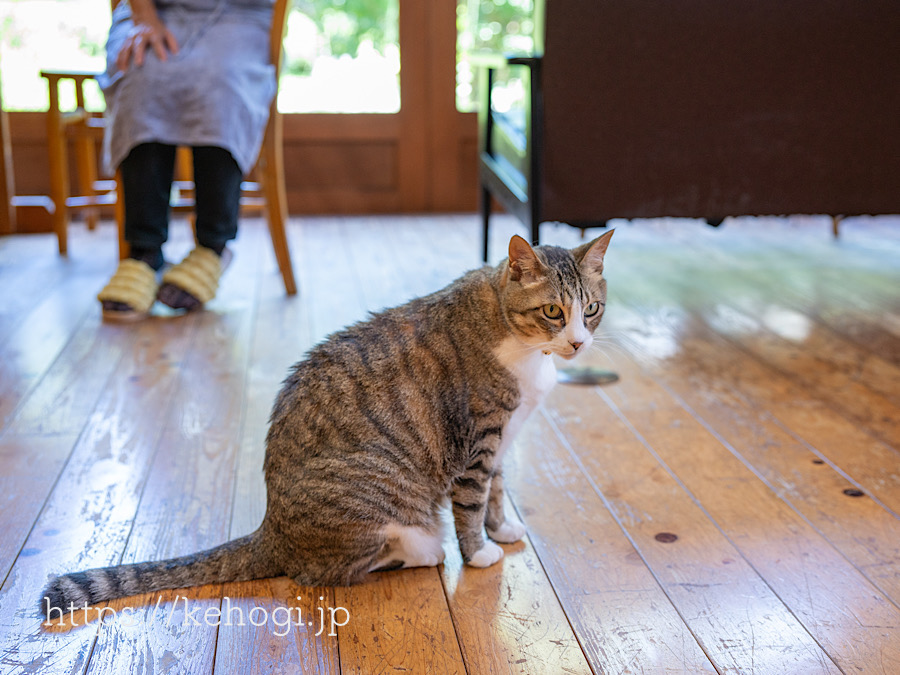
top-left (120, 142), bottom-right (242, 254)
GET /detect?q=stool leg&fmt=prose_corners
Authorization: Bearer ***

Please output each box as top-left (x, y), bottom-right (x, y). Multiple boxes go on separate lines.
top-left (46, 86), bottom-right (69, 254)
top-left (75, 135), bottom-right (99, 230)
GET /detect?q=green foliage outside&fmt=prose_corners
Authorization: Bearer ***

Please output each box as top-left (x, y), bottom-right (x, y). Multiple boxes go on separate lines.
top-left (456, 0), bottom-right (535, 112)
top-left (458, 0), bottom-right (533, 54)
top-left (0, 0), bottom-right (111, 111)
top-left (0, 0), bottom-right (403, 111)
top-left (0, 0), bottom-right (533, 113)
top-left (289, 0), bottom-right (398, 75)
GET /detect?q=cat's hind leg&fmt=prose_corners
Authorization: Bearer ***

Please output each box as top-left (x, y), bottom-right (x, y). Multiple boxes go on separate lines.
top-left (369, 523), bottom-right (446, 573)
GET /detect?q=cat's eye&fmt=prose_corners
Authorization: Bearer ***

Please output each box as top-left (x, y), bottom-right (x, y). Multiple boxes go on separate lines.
top-left (542, 304), bottom-right (563, 320)
top-left (584, 302), bottom-right (601, 317)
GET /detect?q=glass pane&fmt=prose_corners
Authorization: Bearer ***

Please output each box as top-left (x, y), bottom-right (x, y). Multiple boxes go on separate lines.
top-left (456, 0), bottom-right (537, 113)
top-left (0, 0), bottom-right (110, 111)
top-left (278, 0), bottom-right (400, 114)
top-left (0, 0), bottom-right (401, 114)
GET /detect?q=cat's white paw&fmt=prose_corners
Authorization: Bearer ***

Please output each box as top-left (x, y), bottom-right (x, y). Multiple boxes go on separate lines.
top-left (376, 523), bottom-right (446, 570)
top-left (466, 541), bottom-right (504, 568)
top-left (487, 516), bottom-right (526, 544)
top-left (418, 547), bottom-right (446, 567)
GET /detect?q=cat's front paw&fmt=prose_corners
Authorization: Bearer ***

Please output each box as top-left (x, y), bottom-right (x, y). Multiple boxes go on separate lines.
top-left (486, 516), bottom-right (526, 544)
top-left (466, 540), bottom-right (504, 568)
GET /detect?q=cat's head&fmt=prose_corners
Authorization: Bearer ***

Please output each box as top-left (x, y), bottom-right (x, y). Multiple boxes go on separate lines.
top-left (499, 230), bottom-right (613, 359)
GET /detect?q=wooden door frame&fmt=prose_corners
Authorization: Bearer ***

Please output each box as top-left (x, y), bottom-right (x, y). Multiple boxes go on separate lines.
top-left (279, 0), bottom-right (477, 215)
top-left (278, 0), bottom-right (428, 214)
top-left (425, 0), bottom-right (479, 212)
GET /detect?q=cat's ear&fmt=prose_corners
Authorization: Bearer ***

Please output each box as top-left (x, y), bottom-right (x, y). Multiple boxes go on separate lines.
top-left (508, 235), bottom-right (544, 283)
top-left (573, 229), bottom-right (614, 275)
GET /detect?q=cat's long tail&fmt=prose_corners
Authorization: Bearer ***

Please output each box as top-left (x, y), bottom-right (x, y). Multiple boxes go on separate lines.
top-left (39, 531), bottom-right (281, 618)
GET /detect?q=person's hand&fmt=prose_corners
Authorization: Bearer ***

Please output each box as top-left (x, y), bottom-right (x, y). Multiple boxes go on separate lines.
top-left (116, 13), bottom-right (179, 72)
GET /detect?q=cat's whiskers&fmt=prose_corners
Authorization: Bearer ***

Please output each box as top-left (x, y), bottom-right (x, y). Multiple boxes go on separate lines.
top-left (589, 335), bottom-right (628, 357)
top-left (584, 337), bottom-right (629, 365)
top-left (602, 333), bottom-right (661, 363)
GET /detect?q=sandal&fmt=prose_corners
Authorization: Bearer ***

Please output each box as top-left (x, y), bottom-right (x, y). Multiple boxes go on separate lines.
top-left (97, 258), bottom-right (159, 322)
top-left (157, 246), bottom-right (229, 311)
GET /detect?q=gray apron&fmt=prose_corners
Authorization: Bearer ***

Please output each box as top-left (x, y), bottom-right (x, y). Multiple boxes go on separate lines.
top-left (99, 0), bottom-right (277, 175)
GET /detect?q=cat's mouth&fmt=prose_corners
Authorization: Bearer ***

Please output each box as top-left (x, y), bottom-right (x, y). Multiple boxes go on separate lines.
top-left (542, 348), bottom-right (581, 360)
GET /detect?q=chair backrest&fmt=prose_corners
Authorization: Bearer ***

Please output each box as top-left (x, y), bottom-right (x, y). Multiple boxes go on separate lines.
top-left (269, 0), bottom-right (290, 76)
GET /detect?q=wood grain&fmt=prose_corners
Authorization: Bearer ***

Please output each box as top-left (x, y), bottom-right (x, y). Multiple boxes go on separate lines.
top-left (606, 305), bottom-right (900, 608)
top-left (604, 252), bottom-right (900, 515)
top-left (214, 577), bottom-right (340, 675)
top-left (7, 318), bottom-right (131, 437)
top-left (301, 217), bottom-right (368, 342)
top-left (440, 499), bottom-right (593, 675)
top-left (665, 221), bottom-right (900, 366)
top-left (546, 384), bottom-right (842, 673)
top-left (214, 224), bottom-right (340, 674)
top-left (0, 435), bottom-right (78, 583)
top-left (0, 314), bottom-right (133, 587)
top-left (0, 269), bottom-right (106, 429)
top-left (581, 348), bottom-right (900, 672)
top-left (622, 222), bottom-right (900, 444)
top-left (0, 315), bottom-right (196, 675)
top-left (1, 214), bottom-right (898, 674)
top-left (84, 225), bottom-right (264, 675)
top-left (0, 244), bottom-right (68, 343)
top-left (336, 567), bottom-right (466, 675)
top-left (506, 414), bottom-right (717, 673)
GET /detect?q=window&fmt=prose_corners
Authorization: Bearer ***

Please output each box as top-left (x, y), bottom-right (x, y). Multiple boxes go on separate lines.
top-left (0, 0), bottom-right (110, 111)
top-left (455, 0), bottom-right (537, 113)
top-left (279, 0), bottom-right (400, 113)
top-left (0, 0), bottom-right (401, 114)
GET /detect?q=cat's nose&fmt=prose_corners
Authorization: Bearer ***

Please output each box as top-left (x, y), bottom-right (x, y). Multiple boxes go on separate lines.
top-left (569, 341), bottom-right (583, 351)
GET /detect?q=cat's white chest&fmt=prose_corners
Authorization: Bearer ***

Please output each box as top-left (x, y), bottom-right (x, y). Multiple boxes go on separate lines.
top-left (493, 338), bottom-right (557, 464)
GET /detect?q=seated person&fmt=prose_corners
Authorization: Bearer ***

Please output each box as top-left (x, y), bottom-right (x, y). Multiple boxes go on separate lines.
top-left (97, 0), bottom-right (276, 321)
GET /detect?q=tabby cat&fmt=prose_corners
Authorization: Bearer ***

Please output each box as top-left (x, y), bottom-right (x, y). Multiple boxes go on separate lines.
top-left (41, 230), bottom-right (613, 615)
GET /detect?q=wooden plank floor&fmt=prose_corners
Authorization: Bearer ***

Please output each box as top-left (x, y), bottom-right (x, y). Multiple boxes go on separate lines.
top-left (1, 213), bottom-right (899, 674)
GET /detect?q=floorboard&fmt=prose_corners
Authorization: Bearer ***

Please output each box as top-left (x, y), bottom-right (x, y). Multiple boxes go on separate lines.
top-left (592, 352), bottom-right (900, 671)
top-left (508, 415), bottom-right (717, 672)
top-left (84, 224), bottom-right (265, 675)
top-left (0, 213), bottom-right (898, 674)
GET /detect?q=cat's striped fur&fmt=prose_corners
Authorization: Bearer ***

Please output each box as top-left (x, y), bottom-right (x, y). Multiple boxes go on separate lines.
top-left (41, 231), bottom-right (613, 616)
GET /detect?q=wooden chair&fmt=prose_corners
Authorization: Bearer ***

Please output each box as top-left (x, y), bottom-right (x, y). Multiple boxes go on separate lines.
top-left (40, 0), bottom-right (296, 295)
top-left (39, 70), bottom-right (116, 251)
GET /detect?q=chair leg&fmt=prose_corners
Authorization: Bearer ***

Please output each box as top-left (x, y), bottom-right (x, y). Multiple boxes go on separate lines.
top-left (46, 97), bottom-right (69, 254)
top-left (75, 136), bottom-right (99, 230)
top-left (175, 146), bottom-right (193, 183)
top-left (480, 185), bottom-right (491, 262)
top-left (115, 170), bottom-right (129, 260)
top-left (260, 113), bottom-right (296, 295)
top-left (529, 192), bottom-right (541, 247)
